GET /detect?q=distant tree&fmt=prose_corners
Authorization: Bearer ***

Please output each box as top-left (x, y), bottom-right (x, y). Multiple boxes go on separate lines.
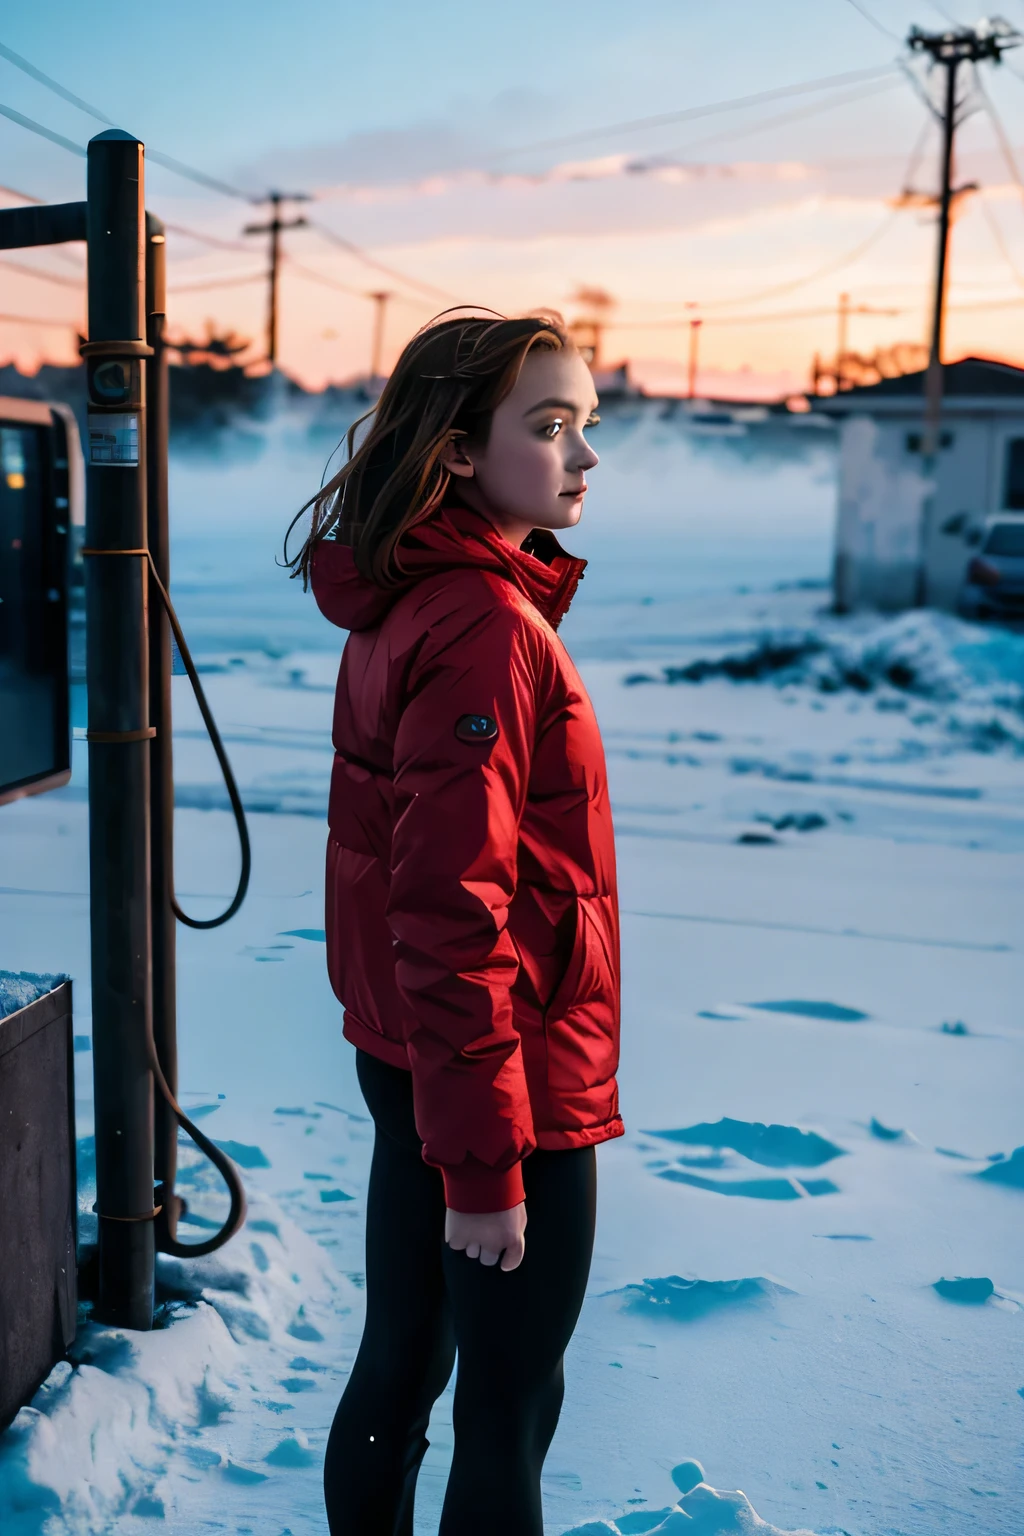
top-left (813, 342), bottom-right (930, 395)
top-left (165, 323), bottom-right (268, 435)
top-left (167, 322), bottom-right (252, 371)
top-left (568, 286), bottom-right (617, 369)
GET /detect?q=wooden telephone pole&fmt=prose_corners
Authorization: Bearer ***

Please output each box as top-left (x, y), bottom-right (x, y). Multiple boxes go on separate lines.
top-left (687, 316), bottom-right (703, 399)
top-left (244, 192), bottom-right (310, 366)
top-left (906, 20), bottom-right (1020, 601)
top-left (834, 292), bottom-right (901, 390)
top-left (368, 290), bottom-right (392, 381)
top-left (907, 23), bottom-right (1019, 445)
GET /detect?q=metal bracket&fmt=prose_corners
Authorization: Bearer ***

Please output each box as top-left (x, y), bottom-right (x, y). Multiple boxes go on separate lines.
top-left (80, 339), bottom-right (154, 360)
top-left (85, 727), bottom-right (156, 743)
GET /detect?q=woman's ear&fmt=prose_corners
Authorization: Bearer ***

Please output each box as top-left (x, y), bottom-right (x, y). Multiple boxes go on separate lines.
top-left (439, 433), bottom-right (476, 480)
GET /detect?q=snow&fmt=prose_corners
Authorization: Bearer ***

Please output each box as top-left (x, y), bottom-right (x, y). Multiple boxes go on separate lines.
top-left (0, 970), bottom-right (67, 1020)
top-left (1, 408), bottom-right (1022, 1533)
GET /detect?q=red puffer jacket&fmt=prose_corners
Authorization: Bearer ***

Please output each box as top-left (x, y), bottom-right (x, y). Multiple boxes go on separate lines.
top-left (311, 501), bottom-right (622, 1213)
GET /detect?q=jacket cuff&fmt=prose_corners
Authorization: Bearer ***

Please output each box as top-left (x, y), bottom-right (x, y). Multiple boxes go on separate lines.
top-left (441, 1157), bottom-right (526, 1214)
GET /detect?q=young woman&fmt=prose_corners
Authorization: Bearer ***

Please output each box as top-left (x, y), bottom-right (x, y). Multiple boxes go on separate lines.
top-left (288, 313), bottom-right (622, 1535)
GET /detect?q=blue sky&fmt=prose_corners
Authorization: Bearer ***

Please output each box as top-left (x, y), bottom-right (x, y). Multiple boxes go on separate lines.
top-left (2, 0), bottom-right (908, 184)
top-left (4, 1), bottom-right (1024, 390)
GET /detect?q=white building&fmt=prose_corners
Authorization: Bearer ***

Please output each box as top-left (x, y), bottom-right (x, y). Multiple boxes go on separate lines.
top-left (818, 357), bottom-right (1024, 612)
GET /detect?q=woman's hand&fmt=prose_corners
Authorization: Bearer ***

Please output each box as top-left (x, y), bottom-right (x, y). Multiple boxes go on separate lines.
top-left (445, 1202), bottom-right (527, 1272)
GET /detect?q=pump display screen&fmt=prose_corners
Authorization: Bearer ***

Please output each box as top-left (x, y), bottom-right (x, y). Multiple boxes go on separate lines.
top-left (0, 418), bottom-right (70, 802)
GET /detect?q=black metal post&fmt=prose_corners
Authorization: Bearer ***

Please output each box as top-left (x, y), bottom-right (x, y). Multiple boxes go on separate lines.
top-left (84, 129), bottom-right (156, 1329)
top-left (145, 215), bottom-right (182, 1251)
top-left (268, 196), bottom-right (281, 366)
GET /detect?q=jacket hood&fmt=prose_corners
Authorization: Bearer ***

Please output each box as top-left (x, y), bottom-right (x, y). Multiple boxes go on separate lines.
top-left (311, 501), bottom-right (587, 634)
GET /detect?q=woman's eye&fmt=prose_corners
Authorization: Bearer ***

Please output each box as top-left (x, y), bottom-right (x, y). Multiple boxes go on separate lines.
top-left (585, 413), bottom-right (600, 428)
top-left (543, 419), bottom-right (564, 439)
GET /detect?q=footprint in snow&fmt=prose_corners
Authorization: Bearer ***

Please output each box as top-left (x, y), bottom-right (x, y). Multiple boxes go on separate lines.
top-left (697, 999), bottom-right (869, 1024)
top-left (643, 1118), bottom-right (843, 1198)
top-left (611, 1275), bottom-right (794, 1322)
top-left (657, 1169), bottom-right (839, 1200)
top-left (976, 1146), bottom-right (1024, 1188)
top-left (869, 1117), bottom-right (916, 1143)
top-left (748, 999), bottom-right (869, 1023)
top-left (644, 1118), bottom-right (845, 1168)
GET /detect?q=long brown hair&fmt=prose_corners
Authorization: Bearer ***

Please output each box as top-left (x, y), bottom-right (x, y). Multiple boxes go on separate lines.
top-left (284, 310), bottom-right (569, 588)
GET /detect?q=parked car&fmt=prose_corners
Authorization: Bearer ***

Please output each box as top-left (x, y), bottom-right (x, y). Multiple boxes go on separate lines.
top-left (958, 516), bottom-right (1024, 621)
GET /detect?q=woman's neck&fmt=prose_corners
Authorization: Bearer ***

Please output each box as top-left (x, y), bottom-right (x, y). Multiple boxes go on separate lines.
top-left (451, 484), bottom-right (534, 550)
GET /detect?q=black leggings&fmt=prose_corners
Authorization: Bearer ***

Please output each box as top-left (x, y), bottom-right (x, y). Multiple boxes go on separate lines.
top-left (323, 1049), bottom-right (597, 1536)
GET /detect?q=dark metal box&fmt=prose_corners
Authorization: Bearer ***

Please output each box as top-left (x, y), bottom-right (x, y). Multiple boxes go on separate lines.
top-left (0, 979), bottom-right (77, 1430)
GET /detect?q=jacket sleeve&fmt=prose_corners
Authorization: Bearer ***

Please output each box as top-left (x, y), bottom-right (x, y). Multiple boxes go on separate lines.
top-left (387, 588), bottom-right (538, 1213)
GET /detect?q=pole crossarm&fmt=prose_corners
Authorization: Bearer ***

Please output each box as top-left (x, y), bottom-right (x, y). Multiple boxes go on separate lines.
top-left (908, 21), bottom-right (1021, 67)
top-left (0, 201), bottom-right (86, 249)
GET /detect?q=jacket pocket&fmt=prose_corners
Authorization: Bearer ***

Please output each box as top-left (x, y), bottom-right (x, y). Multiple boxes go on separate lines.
top-left (326, 836), bottom-right (395, 1034)
top-left (542, 894), bottom-right (619, 1097)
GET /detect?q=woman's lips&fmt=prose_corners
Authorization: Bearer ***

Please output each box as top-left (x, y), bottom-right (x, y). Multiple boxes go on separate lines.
top-left (560, 482), bottom-right (587, 497)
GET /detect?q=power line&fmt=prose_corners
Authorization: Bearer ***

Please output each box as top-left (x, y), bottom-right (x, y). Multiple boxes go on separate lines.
top-left (162, 222), bottom-right (251, 253)
top-left (925, 1), bottom-right (964, 24)
top-left (0, 310), bottom-right (80, 328)
top-left (970, 73), bottom-right (1024, 288)
top-left (491, 64), bottom-right (901, 163)
top-left (308, 220), bottom-right (458, 302)
top-left (596, 113), bottom-right (932, 324)
top-left (0, 46), bottom-right (447, 304)
top-left (842, 0), bottom-right (903, 44)
top-left (0, 42), bottom-right (256, 199)
top-left (606, 302), bottom-right (906, 329)
top-left (684, 114), bottom-right (933, 313)
top-left (0, 97), bottom-right (85, 156)
top-left (975, 70), bottom-right (1024, 192)
top-left (166, 271), bottom-right (266, 295)
top-left (283, 256), bottom-right (373, 299)
top-left (0, 39), bottom-right (113, 124)
top-left (0, 255), bottom-right (83, 287)
top-left (649, 74), bottom-right (904, 162)
top-left (697, 211), bottom-right (903, 311)
top-left (951, 291), bottom-right (1024, 309)
top-left (144, 149), bottom-right (254, 203)
top-left (979, 199), bottom-right (1024, 287)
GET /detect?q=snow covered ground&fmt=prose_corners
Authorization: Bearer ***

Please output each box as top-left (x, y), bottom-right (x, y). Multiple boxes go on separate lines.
top-left (1, 408), bottom-right (1022, 1534)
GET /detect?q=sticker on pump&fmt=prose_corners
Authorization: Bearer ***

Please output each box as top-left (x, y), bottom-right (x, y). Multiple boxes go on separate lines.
top-left (87, 413), bottom-right (138, 467)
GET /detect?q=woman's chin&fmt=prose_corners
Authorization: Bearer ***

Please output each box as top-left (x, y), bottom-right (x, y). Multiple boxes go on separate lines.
top-left (550, 497), bottom-right (585, 530)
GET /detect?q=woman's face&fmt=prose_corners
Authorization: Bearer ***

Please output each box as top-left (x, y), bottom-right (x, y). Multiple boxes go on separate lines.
top-left (445, 346), bottom-right (600, 547)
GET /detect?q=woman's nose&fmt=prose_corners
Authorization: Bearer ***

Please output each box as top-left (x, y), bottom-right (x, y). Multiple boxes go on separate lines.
top-left (577, 440), bottom-right (599, 471)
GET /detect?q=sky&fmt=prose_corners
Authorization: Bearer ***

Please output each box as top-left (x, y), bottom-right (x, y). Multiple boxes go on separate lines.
top-left (4, 0), bottom-right (1024, 393)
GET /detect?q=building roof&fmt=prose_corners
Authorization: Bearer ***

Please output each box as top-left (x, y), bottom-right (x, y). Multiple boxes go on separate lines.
top-left (816, 356), bottom-right (1024, 413)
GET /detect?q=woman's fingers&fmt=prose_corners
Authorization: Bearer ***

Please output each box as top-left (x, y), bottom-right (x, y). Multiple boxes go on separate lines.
top-left (444, 1201), bottom-right (528, 1269)
top-left (500, 1232), bottom-right (526, 1272)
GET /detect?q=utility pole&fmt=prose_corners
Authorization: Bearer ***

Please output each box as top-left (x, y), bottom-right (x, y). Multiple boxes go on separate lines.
top-left (244, 192), bottom-right (310, 366)
top-left (906, 20), bottom-right (1020, 601)
top-left (687, 316), bottom-right (703, 400)
top-left (833, 293), bottom-right (900, 391)
top-left (836, 293), bottom-right (851, 392)
top-left (368, 290), bottom-right (392, 381)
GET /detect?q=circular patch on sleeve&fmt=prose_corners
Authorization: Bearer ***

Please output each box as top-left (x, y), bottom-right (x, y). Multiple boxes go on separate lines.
top-left (455, 713), bottom-right (499, 743)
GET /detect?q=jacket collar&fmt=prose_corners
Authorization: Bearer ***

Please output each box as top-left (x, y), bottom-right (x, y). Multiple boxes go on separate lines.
top-left (311, 501), bottom-right (586, 634)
